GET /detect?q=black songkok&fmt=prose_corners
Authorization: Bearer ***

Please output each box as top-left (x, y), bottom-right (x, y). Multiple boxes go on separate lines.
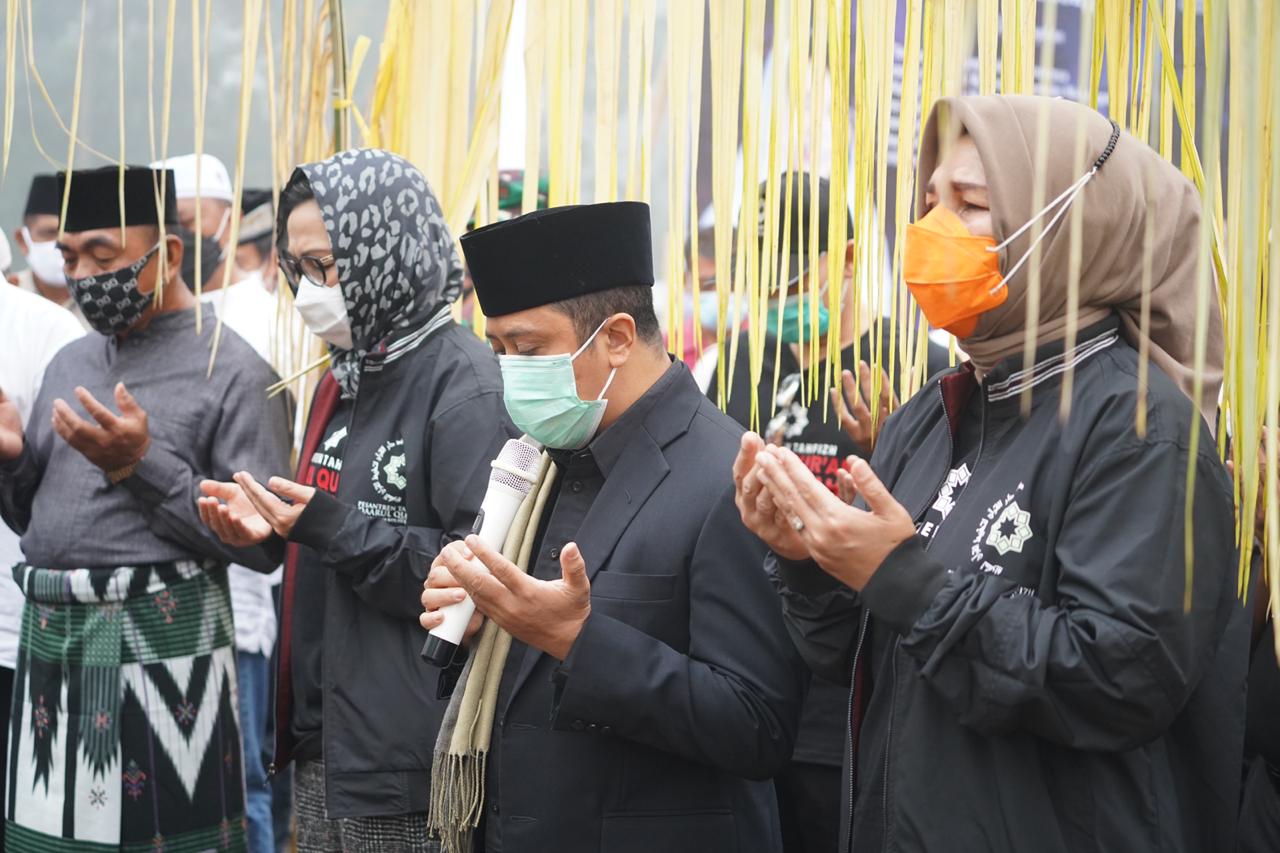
top-left (23, 173), bottom-right (60, 218)
top-left (756, 172), bottom-right (854, 286)
top-left (56, 165), bottom-right (178, 233)
top-left (461, 201), bottom-right (654, 317)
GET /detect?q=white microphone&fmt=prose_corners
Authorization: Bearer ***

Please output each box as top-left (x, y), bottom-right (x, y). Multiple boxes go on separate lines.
top-left (421, 436), bottom-right (543, 666)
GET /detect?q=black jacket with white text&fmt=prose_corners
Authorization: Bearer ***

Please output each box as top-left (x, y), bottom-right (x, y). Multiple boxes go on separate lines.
top-left (770, 314), bottom-right (1247, 852)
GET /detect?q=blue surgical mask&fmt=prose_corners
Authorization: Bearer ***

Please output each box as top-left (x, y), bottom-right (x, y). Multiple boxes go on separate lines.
top-left (766, 293), bottom-right (830, 344)
top-left (684, 290), bottom-right (746, 330)
top-left (498, 319), bottom-right (618, 450)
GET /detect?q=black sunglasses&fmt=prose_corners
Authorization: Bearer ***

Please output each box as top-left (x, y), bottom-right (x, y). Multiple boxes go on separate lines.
top-left (278, 251), bottom-right (336, 288)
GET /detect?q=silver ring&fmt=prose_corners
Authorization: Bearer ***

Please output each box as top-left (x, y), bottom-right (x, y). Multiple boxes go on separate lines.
top-left (791, 517), bottom-right (805, 532)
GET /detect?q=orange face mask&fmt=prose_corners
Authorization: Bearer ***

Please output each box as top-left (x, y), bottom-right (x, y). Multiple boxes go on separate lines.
top-left (903, 205), bottom-right (1007, 339)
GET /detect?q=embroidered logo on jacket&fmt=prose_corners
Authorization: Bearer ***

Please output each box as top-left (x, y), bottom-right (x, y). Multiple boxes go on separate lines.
top-left (370, 439), bottom-right (407, 504)
top-left (986, 500), bottom-right (1033, 555)
top-left (931, 464), bottom-right (971, 521)
top-left (359, 438), bottom-right (410, 525)
top-left (972, 482), bottom-right (1032, 563)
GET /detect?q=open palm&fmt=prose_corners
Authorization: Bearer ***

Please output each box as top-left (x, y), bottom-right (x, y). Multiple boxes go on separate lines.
top-left (198, 480), bottom-right (274, 546)
top-left (0, 389), bottom-right (24, 462)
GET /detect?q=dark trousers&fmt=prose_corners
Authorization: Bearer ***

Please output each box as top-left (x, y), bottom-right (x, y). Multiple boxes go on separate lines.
top-left (776, 761), bottom-right (841, 853)
top-left (0, 665), bottom-right (12, 848)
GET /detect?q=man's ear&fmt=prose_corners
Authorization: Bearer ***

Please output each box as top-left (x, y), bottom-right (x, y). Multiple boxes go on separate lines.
top-left (842, 238), bottom-right (856, 280)
top-left (13, 226), bottom-right (28, 255)
top-left (163, 231), bottom-right (184, 285)
top-left (603, 313), bottom-right (638, 368)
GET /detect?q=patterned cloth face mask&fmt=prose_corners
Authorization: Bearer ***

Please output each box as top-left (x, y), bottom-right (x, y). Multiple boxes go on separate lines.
top-left (67, 243), bottom-right (161, 336)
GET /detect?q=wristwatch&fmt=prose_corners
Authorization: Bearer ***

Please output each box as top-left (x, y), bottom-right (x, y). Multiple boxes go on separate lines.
top-left (106, 459), bottom-right (141, 484)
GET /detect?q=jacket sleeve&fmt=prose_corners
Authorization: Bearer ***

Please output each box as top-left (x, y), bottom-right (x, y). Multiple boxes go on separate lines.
top-left (549, 485), bottom-right (806, 780)
top-left (859, 438), bottom-right (1238, 751)
top-left (289, 389), bottom-right (515, 621)
top-left (767, 552), bottom-right (862, 686)
top-left (765, 411), bottom-right (913, 687)
top-left (0, 371), bottom-right (62, 535)
top-left (121, 369), bottom-right (294, 573)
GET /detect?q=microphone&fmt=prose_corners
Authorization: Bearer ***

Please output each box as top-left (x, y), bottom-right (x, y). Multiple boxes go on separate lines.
top-left (421, 436), bottom-right (543, 667)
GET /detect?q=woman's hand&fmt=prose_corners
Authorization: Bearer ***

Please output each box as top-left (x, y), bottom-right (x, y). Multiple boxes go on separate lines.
top-left (733, 432), bottom-right (810, 561)
top-left (754, 446), bottom-right (915, 590)
top-left (198, 480), bottom-right (274, 546)
top-left (229, 472), bottom-right (315, 539)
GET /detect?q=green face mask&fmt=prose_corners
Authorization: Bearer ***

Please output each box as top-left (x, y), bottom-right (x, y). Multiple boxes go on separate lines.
top-left (498, 319), bottom-right (618, 450)
top-left (766, 293), bottom-right (831, 344)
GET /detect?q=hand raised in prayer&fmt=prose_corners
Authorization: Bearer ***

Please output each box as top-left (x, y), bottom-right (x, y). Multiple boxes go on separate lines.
top-left (0, 388), bottom-right (23, 462)
top-left (435, 535), bottom-right (591, 661)
top-left (198, 480), bottom-right (275, 546)
top-left (418, 551), bottom-right (487, 647)
top-left (733, 432), bottom-right (810, 561)
top-left (830, 361), bottom-right (898, 456)
top-left (229, 472), bottom-right (314, 539)
top-left (753, 445), bottom-right (914, 591)
top-left (51, 383), bottom-right (150, 472)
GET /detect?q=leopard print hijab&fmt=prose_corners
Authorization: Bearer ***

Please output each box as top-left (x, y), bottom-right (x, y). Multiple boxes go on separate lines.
top-left (284, 149), bottom-right (464, 398)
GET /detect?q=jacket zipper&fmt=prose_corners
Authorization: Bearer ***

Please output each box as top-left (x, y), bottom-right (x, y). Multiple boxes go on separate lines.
top-left (844, 610), bottom-right (870, 852)
top-left (268, 372), bottom-right (367, 779)
top-left (316, 378), bottom-right (366, 772)
top-left (879, 381), bottom-right (987, 851)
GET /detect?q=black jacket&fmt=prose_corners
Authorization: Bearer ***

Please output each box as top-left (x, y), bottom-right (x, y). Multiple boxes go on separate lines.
top-left (276, 322), bottom-right (518, 818)
top-left (771, 315), bottom-right (1247, 852)
top-left (466, 364), bottom-right (805, 852)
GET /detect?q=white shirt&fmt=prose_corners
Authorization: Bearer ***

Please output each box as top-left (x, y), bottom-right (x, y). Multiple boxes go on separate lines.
top-left (691, 344), bottom-right (720, 394)
top-left (204, 272), bottom-right (279, 364)
top-left (15, 269), bottom-right (90, 330)
top-left (204, 272), bottom-right (283, 656)
top-left (0, 284), bottom-right (85, 668)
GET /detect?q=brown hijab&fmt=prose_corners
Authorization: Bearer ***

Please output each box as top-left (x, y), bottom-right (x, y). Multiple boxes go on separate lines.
top-left (916, 94), bottom-right (1223, 423)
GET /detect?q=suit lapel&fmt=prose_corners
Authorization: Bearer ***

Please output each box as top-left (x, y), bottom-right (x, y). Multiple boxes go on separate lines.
top-left (502, 365), bottom-right (701, 713)
top-left (504, 430), bottom-right (670, 711)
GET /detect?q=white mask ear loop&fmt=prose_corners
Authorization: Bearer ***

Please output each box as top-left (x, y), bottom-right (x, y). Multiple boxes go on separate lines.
top-left (212, 205), bottom-right (232, 242)
top-left (987, 168), bottom-right (1095, 255)
top-left (569, 317), bottom-right (619, 401)
top-left (596, 366), bottom-right (619, 401)
top-left (984, 119), bottom-right (1122, 293)
top-left (571, 316), bottom-right (612, 360)
top-left (988, 171), bottom-right (1095, 292)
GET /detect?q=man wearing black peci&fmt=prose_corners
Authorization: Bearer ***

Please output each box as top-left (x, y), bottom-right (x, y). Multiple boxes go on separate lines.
top-left (419, 201), bottom-right (804, 853)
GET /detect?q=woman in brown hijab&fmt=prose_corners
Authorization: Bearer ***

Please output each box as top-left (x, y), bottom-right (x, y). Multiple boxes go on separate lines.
top-left (736, 94), bottom-right (1246, 852)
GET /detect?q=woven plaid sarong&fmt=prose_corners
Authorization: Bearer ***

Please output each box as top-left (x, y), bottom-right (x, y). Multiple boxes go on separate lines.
top-left (5, 560), bottom-right (246, 852)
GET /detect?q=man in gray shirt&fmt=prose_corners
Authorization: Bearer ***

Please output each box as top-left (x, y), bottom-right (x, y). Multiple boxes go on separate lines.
top-left (0, 165), bottom-right (291, 851)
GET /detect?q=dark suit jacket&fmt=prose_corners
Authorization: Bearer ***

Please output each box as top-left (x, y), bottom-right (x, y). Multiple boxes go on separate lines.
top-left (475, 365), bottom-right (804, 853)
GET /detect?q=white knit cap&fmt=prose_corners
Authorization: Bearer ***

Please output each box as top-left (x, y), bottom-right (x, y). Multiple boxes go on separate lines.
top-left (150, 153), bottom-right (234, 202)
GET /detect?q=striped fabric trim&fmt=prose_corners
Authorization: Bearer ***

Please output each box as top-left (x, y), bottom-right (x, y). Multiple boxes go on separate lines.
top-left (986, 329), bottom-right (1120, 402)
top-left (15, 560), bottom-right (211, 605)
top-left (4, 821), bottom-right (117, 852)
top-left (365, 306), bottom-right (454, 374)
top-left (18, 565), bottom-right (234, 665)
top-left (4, 819), bottom-right (247, 853)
